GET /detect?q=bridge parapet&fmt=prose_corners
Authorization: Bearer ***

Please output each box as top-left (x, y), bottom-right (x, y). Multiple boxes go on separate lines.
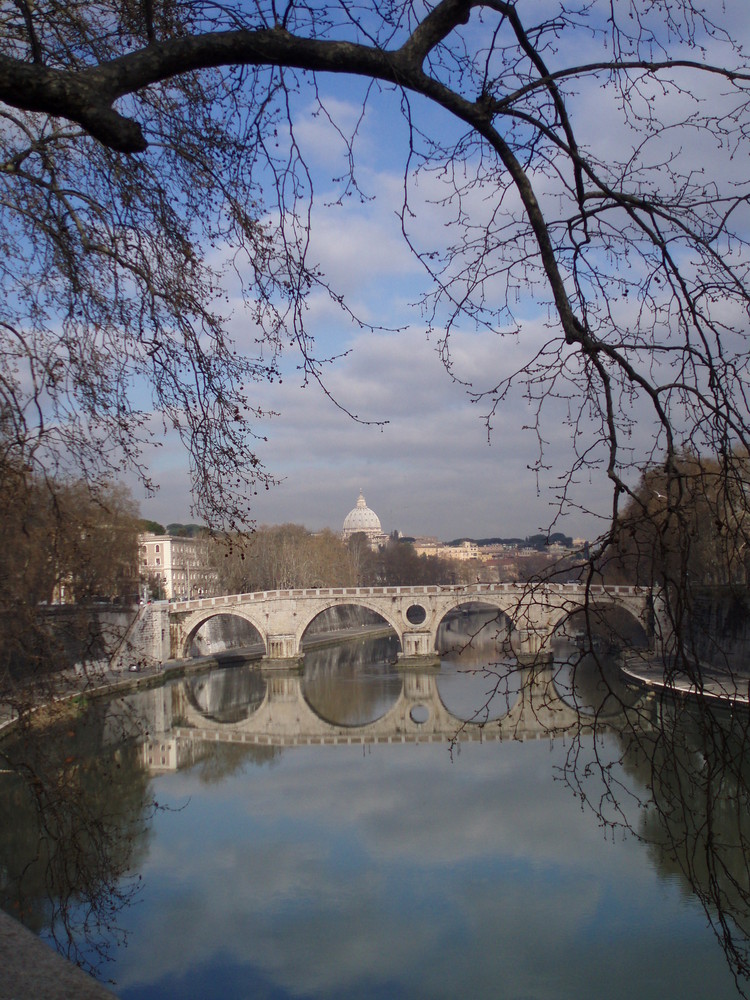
top-left (169, 581), bottom-right (650, 616)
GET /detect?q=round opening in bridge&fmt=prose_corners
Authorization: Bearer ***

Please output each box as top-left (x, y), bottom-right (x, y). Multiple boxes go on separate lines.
top-left (406, 604), bottom-right (427, 625)
top-left (410, 704), bottom-right (429, 725)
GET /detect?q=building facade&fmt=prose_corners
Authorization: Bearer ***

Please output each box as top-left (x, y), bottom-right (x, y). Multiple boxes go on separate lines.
top-left (139, 533), bottom-right (218, 600)
top-left (412, 539), bottom-right (483, 562)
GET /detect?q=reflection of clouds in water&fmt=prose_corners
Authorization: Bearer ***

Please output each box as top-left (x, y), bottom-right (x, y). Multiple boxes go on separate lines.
top-left (153, 742), bottom-right (633, 871)
top-left (112, 739), bottom-right (736, 999)
top-left (107, 620), bottom-right (742, 1000)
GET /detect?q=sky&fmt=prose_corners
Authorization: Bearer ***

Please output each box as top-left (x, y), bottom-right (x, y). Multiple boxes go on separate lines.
top-left (130, 0), bottom-right (750, 543)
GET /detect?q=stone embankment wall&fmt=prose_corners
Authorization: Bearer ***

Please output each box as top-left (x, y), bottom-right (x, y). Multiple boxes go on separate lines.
top-left (110, 603), bottom-right (171, 671)
top-left (18, 603), bottom-right (381, 676)
top-left (31, 605), bottom-right (140, 675)
top-left (690, 589), bottom-right (750, 671)
top-left (3, 604), bottom-right (172, 676)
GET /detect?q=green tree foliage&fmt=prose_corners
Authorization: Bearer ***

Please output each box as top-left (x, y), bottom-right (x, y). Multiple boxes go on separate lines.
top-left (165, 523), bottom-right (207, 538)
top-left (138, 519), bottom-right (166, 535)
top-left (523, 534), bottom-right (574, 552)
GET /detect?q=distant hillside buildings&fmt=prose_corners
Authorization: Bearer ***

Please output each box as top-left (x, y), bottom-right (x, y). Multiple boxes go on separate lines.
top-left (412, 539), bottom-right (481, 561)
top-left (338, 491), bottom-right (587, 581)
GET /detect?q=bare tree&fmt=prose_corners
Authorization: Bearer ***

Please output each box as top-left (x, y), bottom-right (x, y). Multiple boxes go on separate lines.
top-left (213, 524), bottom-right (358, 591)
top-left (0, 1), bottom-right (747, 537)
top-left (4, 1), bottom-right (750, 988)
top-left (0, 474), bottom-right (140, 701)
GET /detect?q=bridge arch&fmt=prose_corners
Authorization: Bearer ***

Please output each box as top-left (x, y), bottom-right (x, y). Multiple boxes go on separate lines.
top-left (296, 598), bottom-right (403, 653)
top-left (547, 599), bottom-right (649, 649)
top-left (437, 599), bottom-right (515, 641)
top-left (179, 608), bottom-right (268, 658)
top-left (431, 597), bottom-right (523, 660)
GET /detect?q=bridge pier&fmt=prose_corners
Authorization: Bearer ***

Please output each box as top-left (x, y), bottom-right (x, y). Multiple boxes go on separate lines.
top-left (397, 631), bottom-right (441, 668)
top-left (511, 627), bottom-right (554, 664)
top-left (262, 634), bottom-right (303, 669)
top-left (649, 589), bottom-right (670, 657)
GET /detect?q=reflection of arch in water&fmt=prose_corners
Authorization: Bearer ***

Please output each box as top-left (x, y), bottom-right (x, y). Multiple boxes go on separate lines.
top-left (185, 612), bottom-right (265, 658)
top-left (436, 661), bottom-right (521, 724)
top-left (553, 599), bottom-right (649, 718)
top-left (435, 604), bottom-right (519, 723)
top-left (546, 604), bottom-right (648, 720)
top-left (550, 641), bottom-right (641, 720)
top-left (170, 660), bottom-right (633, 750)
top-left (301, 635), bottom-right (402, 727)
top-left (183, 665), bottom-right (268, 724)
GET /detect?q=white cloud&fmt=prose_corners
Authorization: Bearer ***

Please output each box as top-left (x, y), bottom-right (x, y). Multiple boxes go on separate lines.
top-left (133, 312), bottom-right (643, 538)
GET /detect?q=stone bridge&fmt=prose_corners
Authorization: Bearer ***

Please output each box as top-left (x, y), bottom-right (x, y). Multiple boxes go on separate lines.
top-left (154, 582), bottom-right (655, 666)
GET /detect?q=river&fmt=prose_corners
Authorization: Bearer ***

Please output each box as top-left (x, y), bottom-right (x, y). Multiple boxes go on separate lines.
top-left (1, 611), bottom-right (749, 998)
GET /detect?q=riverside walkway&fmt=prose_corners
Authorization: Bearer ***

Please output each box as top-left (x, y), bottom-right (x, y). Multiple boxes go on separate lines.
top-left (621, 654), bottom-right (750, 708)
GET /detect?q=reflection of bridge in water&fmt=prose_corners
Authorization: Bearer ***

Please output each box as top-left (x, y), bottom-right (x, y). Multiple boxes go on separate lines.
top-left (140, 654), bottom-right (646, 771)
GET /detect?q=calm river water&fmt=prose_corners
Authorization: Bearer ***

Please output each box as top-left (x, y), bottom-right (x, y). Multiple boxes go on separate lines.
top-left (2, 612), bottom-right (750, 999)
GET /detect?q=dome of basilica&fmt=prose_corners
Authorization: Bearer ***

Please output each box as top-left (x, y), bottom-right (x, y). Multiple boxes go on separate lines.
top-left (342, 490), bottom-right (383, 542)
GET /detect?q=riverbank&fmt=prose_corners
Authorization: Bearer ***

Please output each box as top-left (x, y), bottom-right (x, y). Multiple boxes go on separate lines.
top-left (0, 909), bottom-right (117, 1000)
top-left (0, 623), bottom-right (396, 738)
top-left (621, 652), bottom-right (750, 708)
